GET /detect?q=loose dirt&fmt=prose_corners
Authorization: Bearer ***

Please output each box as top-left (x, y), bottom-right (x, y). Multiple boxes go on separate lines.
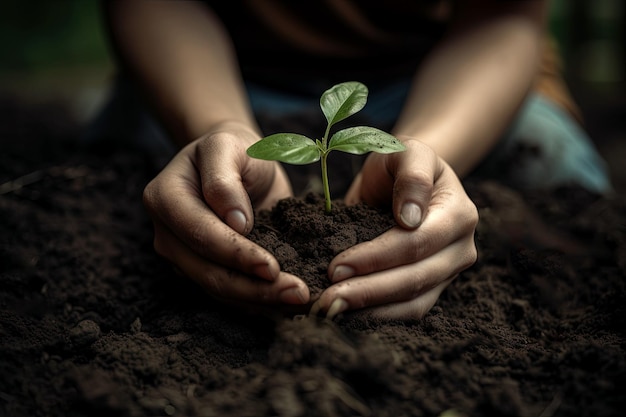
top-left (1, 98), bottom-right (624, 417)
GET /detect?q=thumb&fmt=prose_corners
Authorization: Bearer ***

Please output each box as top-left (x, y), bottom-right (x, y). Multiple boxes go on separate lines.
top-left (195, 136), bottom-right (257, 235)
top-left (391, 143), bottom-right (441, 230)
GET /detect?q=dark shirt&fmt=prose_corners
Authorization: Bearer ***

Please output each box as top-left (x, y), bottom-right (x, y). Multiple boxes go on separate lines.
top-left (204, 0), bottom-right (453, 93)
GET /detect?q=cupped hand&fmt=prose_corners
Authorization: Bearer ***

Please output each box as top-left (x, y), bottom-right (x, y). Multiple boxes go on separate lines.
top-left (143, 121), bottom-right (310, 312)
top-left (311, 139), bottom-right (478, 320)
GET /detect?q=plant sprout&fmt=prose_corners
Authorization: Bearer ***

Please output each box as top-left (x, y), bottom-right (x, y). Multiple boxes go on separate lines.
top-left (246, 81), bottom-right (406, 212)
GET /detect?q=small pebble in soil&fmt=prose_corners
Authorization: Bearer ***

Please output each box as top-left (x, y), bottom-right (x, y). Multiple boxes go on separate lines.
top-left (130, 317), bottom-right (142, 334)
top-left (69, 319), bottom-right (101, 346)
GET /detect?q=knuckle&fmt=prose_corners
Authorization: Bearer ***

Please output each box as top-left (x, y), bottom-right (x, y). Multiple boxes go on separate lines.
top-left (202, 270), bottom-right (228, 299)
top-left (359, 241), bottom-right (386, 270)
top-left (404, 230), bottom-right (432, 261)
top-left (408, 270), bottom-right (428, 299)
top-left (455, 197), bottom-right (480, 233)
top-left (467, 200), bottom-right (480, 227)
top-left (188, 222), bottom-right (211, 251)
top-left (255, 283), bottom-right (273, 302)
top-left (201, 178), bottom-right (224, 203)
top-left (142, 179), bottom-right (160, 211)
top-left (396, 168), bottom-right (434, 195)
top-left (460, 241), bottom-right (478, 270)
top-left (357, 286), bottom-right (375, 309)
top-left (325, 281), bottom-right (370, 310)
top-left (410, 168), bottom-right (435, 187)
top-left (463, 245), bottom-right (478, 269)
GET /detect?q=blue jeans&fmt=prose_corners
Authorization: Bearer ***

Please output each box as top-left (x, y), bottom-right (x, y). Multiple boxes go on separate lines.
top-left (84, 77), bottom-right (612, 194)
top-left (246, 80), bottom-right (612, 194)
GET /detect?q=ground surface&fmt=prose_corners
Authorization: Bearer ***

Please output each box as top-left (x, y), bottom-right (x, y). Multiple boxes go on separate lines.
top-left (1, 97), bottom-right (625, 417)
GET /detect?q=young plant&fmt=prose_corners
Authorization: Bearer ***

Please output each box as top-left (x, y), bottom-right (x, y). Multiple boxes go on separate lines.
top-left (246, 81), bottom-right (406, 213)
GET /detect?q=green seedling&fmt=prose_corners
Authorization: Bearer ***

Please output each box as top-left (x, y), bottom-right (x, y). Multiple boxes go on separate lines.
top-left (246, 81), bottom-right (406, 212)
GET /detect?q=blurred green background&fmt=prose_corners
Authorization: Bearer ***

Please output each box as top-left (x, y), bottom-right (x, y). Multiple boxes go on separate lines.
top-left (0, 0), bottom-right (623, 128)
top-left (0, 1), bottom-right (112, 123)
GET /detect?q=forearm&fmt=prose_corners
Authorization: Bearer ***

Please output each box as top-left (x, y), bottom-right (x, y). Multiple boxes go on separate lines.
top-left (103, 0), bottom-right (257, 147)
top-left (393, 0), bottom-right (548, 177)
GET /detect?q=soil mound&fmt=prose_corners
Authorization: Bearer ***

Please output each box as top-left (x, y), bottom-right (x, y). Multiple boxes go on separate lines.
top-left (1, 99), bottom-right (624, 417)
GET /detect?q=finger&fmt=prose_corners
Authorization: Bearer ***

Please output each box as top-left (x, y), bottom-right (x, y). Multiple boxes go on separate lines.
top-left (145, 177), bottom-right (281, 281)
top-left (196, 135), bottom-right (255, 234)
top-left (314, 237), bottom-right (477, 316)
top-left (343, 275), bottom-right (457, 320)
top-left (390, 141), bottom-right (442, 229)
top-left (154, 220), bottom-right (310, 305)
top-left (329, 179), bottom-right (478, 282)
top-left (196, 134), bottom-right (291, 234)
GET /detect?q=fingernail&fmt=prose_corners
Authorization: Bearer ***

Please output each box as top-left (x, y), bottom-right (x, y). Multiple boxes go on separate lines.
top-left (326, 298), bottom-right (348, 319)
top-left (279, 287), bottom-right (307, 304)
top-left (331, 265), bottom-right (355, 282)
top-left (225, 209), bottom-right (247, 233)
top-left (400, 202), bottom-right (422, 228)
top-left (309, 300), bottom-right (322, 316)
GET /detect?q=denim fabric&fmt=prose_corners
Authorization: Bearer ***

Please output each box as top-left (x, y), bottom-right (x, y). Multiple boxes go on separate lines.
top-left (246, 81), bottom-right (613, 194)
top-left (472, 94), bottom-right (612, 193)
top-left (246, 80), bottom-right (410, 128)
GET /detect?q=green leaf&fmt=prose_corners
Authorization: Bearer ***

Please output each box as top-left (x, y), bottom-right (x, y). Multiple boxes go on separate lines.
top-left (320, 81), bottom-right (368, 128)
top-left (328, 126), bottom-right (406, 155)
top-left (246, 133), bottom-right (321, 165)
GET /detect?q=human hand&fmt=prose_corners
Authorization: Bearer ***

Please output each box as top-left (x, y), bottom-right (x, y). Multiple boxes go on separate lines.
top-left (143, 121), bottom-right (310, 313)
top-left (311, 139), bottom-right (478, 320)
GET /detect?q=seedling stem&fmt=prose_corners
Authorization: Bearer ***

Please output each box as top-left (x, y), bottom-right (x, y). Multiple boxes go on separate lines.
top-left (247, 81), bottom-right (405, 213)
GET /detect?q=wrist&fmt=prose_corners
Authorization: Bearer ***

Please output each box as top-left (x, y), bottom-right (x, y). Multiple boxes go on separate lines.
top-left (176, 118), bottom-right (261, 148)
top-left (393, 131), bottom-right (485, 178)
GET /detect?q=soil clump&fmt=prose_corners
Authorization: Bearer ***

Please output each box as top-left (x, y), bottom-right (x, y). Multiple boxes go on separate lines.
top-left (1, 99), bottom-right (625, 417)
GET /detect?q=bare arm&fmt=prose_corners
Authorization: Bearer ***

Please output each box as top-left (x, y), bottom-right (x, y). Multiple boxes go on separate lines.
top-left (393, 0), bottom-right (548, 177)
top-left (332, 1), bottom-right (546, 319)
top-left (103, 1), bottom-right (306, 310)
top-left (103, 0), bottom-right (257, 146)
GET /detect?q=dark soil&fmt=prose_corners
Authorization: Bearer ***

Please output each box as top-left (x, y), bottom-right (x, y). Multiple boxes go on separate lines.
top-left (249, 193), bottom-right (396, 304)
top-left (1, 97), bottom-right (625, 417)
